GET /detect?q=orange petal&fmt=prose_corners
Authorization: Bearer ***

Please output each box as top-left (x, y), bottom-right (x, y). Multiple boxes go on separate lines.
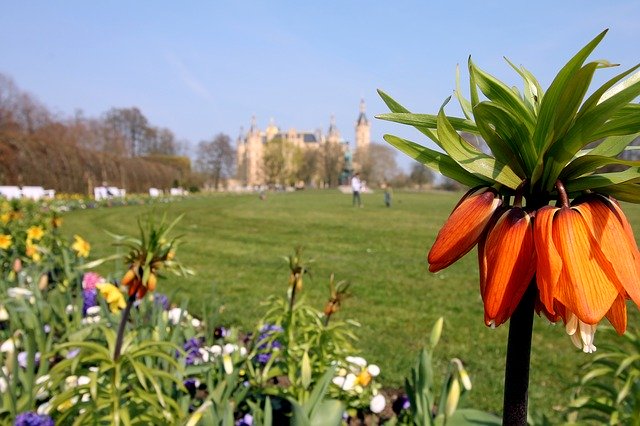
top-left (605, 293), bottom-right (627, 335)
top-left (574, 196), bottom-right (640, 306)
top-left (533, 205), bottom-right (562, 314)
top-left (428, 187), bottom-right (501, 272)
top-left (606, 197), bottom-right (640, 296)
top-left (482, 208), bottom-right (536, 326)
top-left (552, 208), bottom-right (619, 324)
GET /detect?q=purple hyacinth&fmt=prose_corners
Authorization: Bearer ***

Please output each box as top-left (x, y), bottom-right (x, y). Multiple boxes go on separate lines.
top-left (184, 378), bottom-right (198, 398)
top-left (17, 352), bottom-right (40, 369)
top-left (153, 293), bottom-right (170, 311)
top-left (82, 288), bottom-right (98, 316)
top-left (235, 413), bottom-right (253, 426)
top-left (14, 412), bottom-right (54, 426)
top-left (183, 337), bottom-right (202, 366)
top-left (255, 324), bottom-right (283, 365)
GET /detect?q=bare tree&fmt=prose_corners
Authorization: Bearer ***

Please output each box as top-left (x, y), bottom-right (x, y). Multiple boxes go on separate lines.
top-left (104, 107), bottom-right (150, 157)
top-left (360, 142), bottom-right (398, 185)
top-left (195, 133), bottom-right (235, 190)
top-left (320, 141), bottom-right (345, 187)
top-left (409, 162), bottom-right (434, 189)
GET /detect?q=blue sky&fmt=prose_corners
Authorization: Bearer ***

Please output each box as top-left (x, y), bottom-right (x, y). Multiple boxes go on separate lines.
top-left (1, 1), bottom-right (638, 170)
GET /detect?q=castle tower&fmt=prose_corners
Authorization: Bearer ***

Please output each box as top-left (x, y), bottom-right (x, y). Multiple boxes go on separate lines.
top-left (355, 99), bottom-right (370, 155)
top-left (327, 114), bottom-right (340, 144)
top-left (245, 115), bottom-right (264, 187)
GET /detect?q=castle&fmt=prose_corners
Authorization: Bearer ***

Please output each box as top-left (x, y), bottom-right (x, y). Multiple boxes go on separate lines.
top-left (235, 100), bottom-right (370, 187)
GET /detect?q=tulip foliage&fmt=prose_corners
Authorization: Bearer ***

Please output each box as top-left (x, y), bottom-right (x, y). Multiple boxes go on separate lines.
top-left (378, 30), bottom-right (640, 352)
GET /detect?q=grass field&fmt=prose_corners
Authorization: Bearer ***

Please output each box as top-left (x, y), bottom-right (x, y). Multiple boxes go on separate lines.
top-left (61, 189), bottom-right (640, 418)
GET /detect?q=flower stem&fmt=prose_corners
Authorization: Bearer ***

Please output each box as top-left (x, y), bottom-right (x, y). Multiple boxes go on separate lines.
top-left (502, 280), bottom-right (536, 425)
top-left (113, 293), bottom-right (136, 361)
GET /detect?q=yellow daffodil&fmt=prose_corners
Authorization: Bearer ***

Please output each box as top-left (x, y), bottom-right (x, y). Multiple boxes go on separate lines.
top-left (25, 243), bottom-right (41, 262)
top-left (27, 225), bottom-right (45, 241)
top-left (0, 213), bottom-right (10, 224)
top-left (72, 235), bottom-right (91, 258)
top-left (96, 283), bottom-right (126, 313)
top-left (0, 234), bottom-right (12, 250)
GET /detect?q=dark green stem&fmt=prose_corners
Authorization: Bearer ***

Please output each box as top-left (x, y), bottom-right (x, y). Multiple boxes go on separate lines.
top-left (502, 281), bottom-right (536, 425)
top-left (113, 293), bottom-right (136, 361)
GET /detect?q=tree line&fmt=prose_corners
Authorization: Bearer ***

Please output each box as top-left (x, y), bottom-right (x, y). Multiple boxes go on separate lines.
top-left (0, 73), bottom-right (197, 193)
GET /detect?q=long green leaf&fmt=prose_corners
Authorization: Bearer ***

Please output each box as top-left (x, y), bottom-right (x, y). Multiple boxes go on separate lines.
top-left (530, 29), bottom-right (608, 184)
top-left (469, 58), bottom-right (535, 130)
top-left (588, 133), bottom-right (640, 157)
top-left (590, 110), bottom-right (640, 141)
top-left (543, 77), bottom-right (640, 190)
top-left (504, 57), bottom-right (544, 115)
top-left (377, 89), bottom-right (440, 145)
top-left (473, 102), bottom-right (530, 175)
top-left (455, 64), bottom-right (473, 120)
top-left (436, 109), bottom-right (522, 189)
top-left (383, 134), bottom-right (491, 188)
top-left (564, 167), bottom-right (640, 192)
top-left (561, 155), bottom-right (640, 180)
top-left (376, 112), bottom-right (478, 135)
top-left (592, 182), bottom-right (640, 203)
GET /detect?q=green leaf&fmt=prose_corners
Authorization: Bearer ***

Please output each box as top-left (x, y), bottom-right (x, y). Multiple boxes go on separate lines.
top-left (588, 133), bottom-right (640, 157)
top-left (565, 167), bottom-right (640, 192)
top-left (592, 182), bottom-right (640, 203)
top-left (543, 73), bottom-right (640, 190)
top-left (377, 89), bottom-right (439, 145)
top-left (455, 64), bottom-right (473, 120)
top-left (309, 400), bottom-right (344, 426)
top-left (377, 112), bottom-right (478, 135)
top-left (473, 102), bottom-right (531, 175)
top-left (530, 29), bottom-right (608, 183)
top-left (561, 154), bottom-right (640, 180)
top-left (436, 109), bottom-right (522, 189)
top-left (383, 134), bottom-right (491, 188)
top-left (590, 108), bottom-right (640, 141)
top-left (504, 57), bottom-right (544, 115)
top-left (469, 58), bottom-right (535, 130)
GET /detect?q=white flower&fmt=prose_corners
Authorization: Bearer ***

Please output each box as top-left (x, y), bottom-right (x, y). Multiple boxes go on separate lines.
top-left (198, 348), bottom-right (210, 363)
top-left (367, 364), bottom-right (381, 377)
top-left (209, 345), bottom-right (222, 357)
top-left (86, 306), bottom-right (101, 316)
top-left (346, 356), bottom-right (367, 368)
top-left (65, 304), bottom-right (75, 314)
top-left (0, 376), bottom-right (7, 393)
top-left (77, 376), bottom-right (91, 386)
top-left (191, 318), bottom-right (201, 328)
top-left (167, 308), bottom-right (184, 325)
top-left (0, 338), bottom-right (15, 353)
top-left (0, 306), bottom-right (8, 321)
top-left (223, 343), bottom-right (236, 355)
top-left (239, 347), bottom-right (247, 357)
top-left (66, 375), bottom-right (78, 388)
top-left (332, 373), bottom-right (357, 391)
top-left (37, 401), bottom-right (51, 415)
top-left (7, 287), bottom-right (33, 299)
top-left (370, 394), bottom-right (386, 414)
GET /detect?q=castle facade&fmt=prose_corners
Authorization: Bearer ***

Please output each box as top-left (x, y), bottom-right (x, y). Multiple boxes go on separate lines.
top-left (236, 100), bottom-right (370, 187)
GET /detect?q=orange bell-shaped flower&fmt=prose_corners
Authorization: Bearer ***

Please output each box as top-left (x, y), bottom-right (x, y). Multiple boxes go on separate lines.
top-left (428, 187), bottom-right (501, 272)
top-left (534, 195), bottom-right (640, 337)
top-left (479, 207), bottom-right (536, 327)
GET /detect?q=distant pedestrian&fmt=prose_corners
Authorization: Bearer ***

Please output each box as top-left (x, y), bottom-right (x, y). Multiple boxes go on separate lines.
top-left (351, 173), bottom-right (362, 207)
top-left (384, 185), bottom-right (392, 207)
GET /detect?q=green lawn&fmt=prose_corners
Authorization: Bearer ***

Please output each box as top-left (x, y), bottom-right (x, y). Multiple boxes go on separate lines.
top-left (61, 189), bottom-right (640, 418)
